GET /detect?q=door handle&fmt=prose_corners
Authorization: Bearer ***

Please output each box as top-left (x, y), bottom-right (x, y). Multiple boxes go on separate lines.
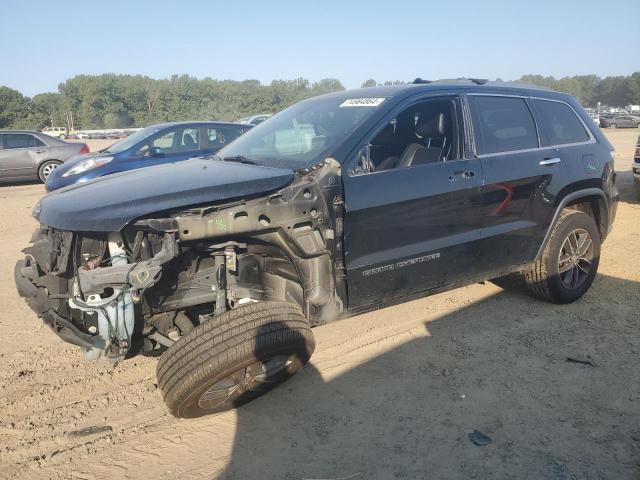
top-left (35, 149), bottom-right (46, 154)
top-left (539, 157), bottom-right (561, 166)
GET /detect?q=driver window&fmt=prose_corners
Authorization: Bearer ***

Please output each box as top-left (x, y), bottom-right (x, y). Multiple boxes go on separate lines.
top-left (368, 97), bottom-right (460, 172)
top-left (137, 127), bottom-right (200, 156)
top-left (137, 129), bottom-right (177, 157)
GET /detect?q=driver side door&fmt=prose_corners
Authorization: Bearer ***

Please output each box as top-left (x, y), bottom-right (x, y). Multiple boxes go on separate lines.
top-left (342, 95), bottom-right (484, 310)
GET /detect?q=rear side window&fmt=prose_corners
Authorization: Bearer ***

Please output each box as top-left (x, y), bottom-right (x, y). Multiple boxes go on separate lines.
top-left (469, 96), bottom-right (538, 155)
top-left (207, 126), bottom-right (250, 148)
top-left (2, 134), bottom-right (44, 149)
top-left (533, 99), bottom-right (590, 146)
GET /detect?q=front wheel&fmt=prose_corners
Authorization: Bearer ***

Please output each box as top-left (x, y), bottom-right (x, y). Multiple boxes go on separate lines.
top-left (37, 160), bottom-right (61, 183)
top-left (523, 210), bottom-right (600, 304)
top-left (610, 123), bottom-right (617, 129)
top-left (156, 301), bottom-right (315, 418)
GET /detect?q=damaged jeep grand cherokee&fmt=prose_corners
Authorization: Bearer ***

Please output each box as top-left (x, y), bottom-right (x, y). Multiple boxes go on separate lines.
top-left (15, 80), bottom-right (618, 418)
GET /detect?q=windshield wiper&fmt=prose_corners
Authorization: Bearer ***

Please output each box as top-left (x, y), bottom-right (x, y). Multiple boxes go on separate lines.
top-left (218, 155), bottom-right (260, 166)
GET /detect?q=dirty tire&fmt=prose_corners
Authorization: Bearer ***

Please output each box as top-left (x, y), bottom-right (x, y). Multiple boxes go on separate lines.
top-left (37, 160), bottom-right (61, 183)
top-left (156, 301), bottom-right (315, 418)
top-left (523, 209), bottom-right (600, 304)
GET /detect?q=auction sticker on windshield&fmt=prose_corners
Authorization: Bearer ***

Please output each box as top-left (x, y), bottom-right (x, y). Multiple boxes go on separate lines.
top-left (339, 97), bottom-right (385, 107)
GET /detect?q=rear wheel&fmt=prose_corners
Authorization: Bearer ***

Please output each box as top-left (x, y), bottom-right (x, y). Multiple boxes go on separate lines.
top-left (610, 123), bottom-right (617, 129)
top-left (523, 210), bottom-right (600, 304)
top-left (156, 301), bottom-right (315, 418)
top-left (37, 160), bottom-right (61, 183)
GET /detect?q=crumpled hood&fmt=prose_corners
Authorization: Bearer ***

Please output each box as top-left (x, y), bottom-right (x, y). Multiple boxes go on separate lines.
top-left (36, 157), bottom-right (295, 232)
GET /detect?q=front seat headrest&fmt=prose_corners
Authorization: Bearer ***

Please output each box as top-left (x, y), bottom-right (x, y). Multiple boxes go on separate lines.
top-left (184, 134), bottom-right (196, 147)
top-left (416, 113), bottom-right (445, 137)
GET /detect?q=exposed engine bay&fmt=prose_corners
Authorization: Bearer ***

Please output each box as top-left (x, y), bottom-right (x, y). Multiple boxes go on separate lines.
top-left (15, 159), bottom-right (345, 363)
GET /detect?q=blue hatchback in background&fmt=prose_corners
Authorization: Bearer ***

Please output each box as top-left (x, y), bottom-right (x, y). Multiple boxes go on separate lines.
top-left (46, 121), bottom-right (252, 191)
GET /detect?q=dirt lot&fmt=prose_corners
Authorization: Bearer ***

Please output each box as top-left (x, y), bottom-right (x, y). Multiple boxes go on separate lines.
top-left (0, 131), bottom-right (639, 479)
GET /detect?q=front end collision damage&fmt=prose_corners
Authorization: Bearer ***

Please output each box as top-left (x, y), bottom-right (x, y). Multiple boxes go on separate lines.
top-left (15, 159), bottom-right (345, 362)
top-left (15, 229), bottom-right (177, 362)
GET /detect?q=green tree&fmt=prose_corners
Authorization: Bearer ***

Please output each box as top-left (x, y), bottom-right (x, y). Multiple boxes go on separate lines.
top-left (32, 93), bottom-right (68, 128)
top-left (0, 86), bottom-right (31, 129)
top-left (361, 79), bottom-right (377, 88)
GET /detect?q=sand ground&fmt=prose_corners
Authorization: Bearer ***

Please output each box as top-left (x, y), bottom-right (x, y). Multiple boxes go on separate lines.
top-left (0, 130), bottom-right (639, 479)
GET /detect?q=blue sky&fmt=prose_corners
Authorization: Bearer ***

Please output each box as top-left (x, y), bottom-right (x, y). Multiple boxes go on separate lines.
top-left (1, 0), bottom-right (638, 96)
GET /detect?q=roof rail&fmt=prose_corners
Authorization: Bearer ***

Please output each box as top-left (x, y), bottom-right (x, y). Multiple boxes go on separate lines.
top-left (414, 77), bottom-right (489, 85)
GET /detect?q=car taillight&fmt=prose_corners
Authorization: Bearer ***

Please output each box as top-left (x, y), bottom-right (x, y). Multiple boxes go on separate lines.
top-left (79, 144), bottom-right (90, 155)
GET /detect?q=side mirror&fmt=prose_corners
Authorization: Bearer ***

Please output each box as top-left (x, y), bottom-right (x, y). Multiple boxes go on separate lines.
top-left (145, 146), bottom-right (163, 158)
top-left (351, 145), bottom-right (372, 175)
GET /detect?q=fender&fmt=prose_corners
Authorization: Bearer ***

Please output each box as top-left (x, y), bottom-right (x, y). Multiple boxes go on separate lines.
top-left (534, 188), bottom-right (609, 261)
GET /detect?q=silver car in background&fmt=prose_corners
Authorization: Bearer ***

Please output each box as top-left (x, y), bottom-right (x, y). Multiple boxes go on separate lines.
top-left (0, 130), bottom-right (89, 183)
top-left (235, 113), bottom-right (272, 125)
top-left (599, 114), bottom-right (640, 129)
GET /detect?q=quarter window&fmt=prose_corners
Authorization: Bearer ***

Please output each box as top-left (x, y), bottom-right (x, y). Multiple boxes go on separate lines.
top-left (469, 96), bottom-right (538, 155)
top-left (533, 99), bottom-right (590, 146)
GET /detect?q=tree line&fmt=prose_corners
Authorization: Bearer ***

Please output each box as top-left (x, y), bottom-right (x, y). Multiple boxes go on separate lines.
top-left (362, 73), bottom-right (640, 109)
top-left (1, 72), bottom-right (639, 131)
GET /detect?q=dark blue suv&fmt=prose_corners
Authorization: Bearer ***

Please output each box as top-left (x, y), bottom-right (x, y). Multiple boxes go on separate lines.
top-left (45, 121), bottom-right (252, 190)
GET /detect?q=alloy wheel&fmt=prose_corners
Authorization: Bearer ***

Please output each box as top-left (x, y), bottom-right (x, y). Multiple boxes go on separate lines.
top-left (197, 355), bottom-right (294, 410)
top-left (557, 228), bottom-right (594, 290)
top-left (42, 163), bottom-right (58, 179)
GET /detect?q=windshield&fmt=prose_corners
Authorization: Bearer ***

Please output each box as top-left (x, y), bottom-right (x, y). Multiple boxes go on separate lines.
top-left (104, 126), bottom-right (163, 154)
top-left (217, 95), bottom-right (384, 169)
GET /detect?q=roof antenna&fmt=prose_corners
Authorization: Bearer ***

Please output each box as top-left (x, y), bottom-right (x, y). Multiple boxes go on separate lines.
top-left (412, 78), bottom-right (431, 84)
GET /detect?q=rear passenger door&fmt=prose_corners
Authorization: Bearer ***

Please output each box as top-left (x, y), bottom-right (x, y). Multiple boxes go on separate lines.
top-left (470, 95), bottom-right (550, 274)
top-left (470, 94), bottom-right (584, 275)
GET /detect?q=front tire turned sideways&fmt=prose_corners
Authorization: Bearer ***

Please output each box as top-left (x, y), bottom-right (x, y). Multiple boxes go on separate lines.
top-left (156, 301), bottom-right (315, 418)
top-left (523, 210), bottom-right (601, 304)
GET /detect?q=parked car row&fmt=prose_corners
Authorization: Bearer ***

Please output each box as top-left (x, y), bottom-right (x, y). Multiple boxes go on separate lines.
top-left (599, 113), bottom-right (640, 129)
top-left (633, 134), bottom-right (640, 193)
top-left (0, 121), bottom-right (252, 187)
top-left (235, 113), bottom-right (272, 125)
